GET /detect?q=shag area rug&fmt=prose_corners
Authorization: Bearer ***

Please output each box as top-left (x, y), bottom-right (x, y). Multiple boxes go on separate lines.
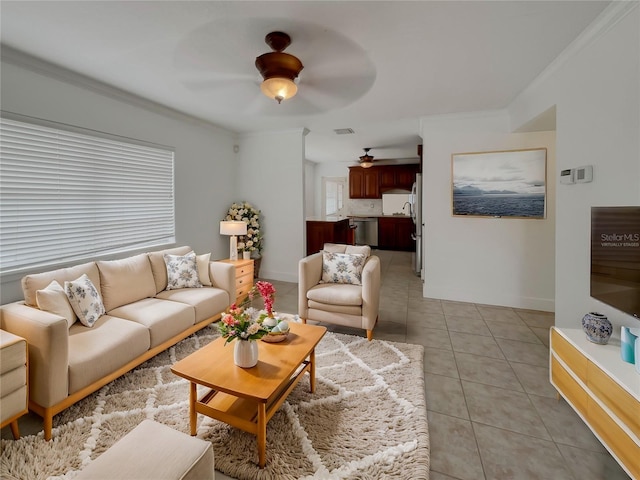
top-left (1, 325), bottom-right (429, 480)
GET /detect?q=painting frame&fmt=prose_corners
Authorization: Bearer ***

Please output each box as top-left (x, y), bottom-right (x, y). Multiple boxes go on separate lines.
top-left (451, 148), bottom-right (547, 219)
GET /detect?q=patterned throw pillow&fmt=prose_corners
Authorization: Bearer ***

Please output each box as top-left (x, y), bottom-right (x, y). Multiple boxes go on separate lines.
top-left (64, 274), bottom-right (105, 327)
top-left (321, 251), bottom-right (366, 285)
top-left (164, 252), bottom-right (203, 290)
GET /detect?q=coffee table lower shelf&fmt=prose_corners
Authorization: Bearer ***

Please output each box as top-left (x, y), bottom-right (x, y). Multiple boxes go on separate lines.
top-left (189, 360), bottom-right (312, 468)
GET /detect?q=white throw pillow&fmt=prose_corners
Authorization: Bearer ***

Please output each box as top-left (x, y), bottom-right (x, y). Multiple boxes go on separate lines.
top-left (36, 280), bottom-right (77, 328)
top-left (196, 252), bottom-right (212, 286)
top-left (64, 274), bottom-right (105, 327)
top-left (164, 252), bottom-right (203, 290)
top-left (321, 251), bottom-right (366, 285)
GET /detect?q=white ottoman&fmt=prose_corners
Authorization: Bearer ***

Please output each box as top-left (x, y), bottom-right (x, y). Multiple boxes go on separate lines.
top-left (76, 420), bottom-right (214, 480)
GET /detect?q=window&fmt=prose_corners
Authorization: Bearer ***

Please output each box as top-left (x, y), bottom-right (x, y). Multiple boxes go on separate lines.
top-left (0, 115), bottom-right (175, 274)
top-left (323, 177), bottom-right (345, 216)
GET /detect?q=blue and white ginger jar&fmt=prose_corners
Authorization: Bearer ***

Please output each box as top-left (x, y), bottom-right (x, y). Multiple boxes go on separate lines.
top-left (581, 312), bottom-right (613, 345)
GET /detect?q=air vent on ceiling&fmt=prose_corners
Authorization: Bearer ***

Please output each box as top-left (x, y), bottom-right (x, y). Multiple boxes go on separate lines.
top-left (334, 128), bottom-right (355, 135)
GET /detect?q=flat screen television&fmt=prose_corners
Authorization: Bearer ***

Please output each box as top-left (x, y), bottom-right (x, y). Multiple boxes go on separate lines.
top-left (590, 206), bottom-right (640, 319)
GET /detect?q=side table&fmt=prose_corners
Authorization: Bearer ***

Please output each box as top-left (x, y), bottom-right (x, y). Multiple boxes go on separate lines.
top-left (0, 329), bottom-right (28, 439)
top-left (219, 258), bottom-right (254, 305)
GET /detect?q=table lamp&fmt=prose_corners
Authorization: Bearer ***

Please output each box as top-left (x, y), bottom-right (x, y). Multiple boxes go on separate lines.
top-left (220, 220), bottom-right (247, 261)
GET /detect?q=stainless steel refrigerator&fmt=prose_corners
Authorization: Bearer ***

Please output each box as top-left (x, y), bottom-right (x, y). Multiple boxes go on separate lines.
top-left (410, 173), bottom-right (422, 276)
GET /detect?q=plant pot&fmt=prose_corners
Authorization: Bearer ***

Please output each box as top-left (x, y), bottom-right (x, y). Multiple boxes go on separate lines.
top-left (234, 339), bottom-right (258, 368)
top-left (242, 251), bottom-right (251, 260)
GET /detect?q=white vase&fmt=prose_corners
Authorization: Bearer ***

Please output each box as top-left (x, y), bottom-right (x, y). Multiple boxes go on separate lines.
top-left (234, 339), bottom-right (258, 368)
top-left (242, 251), bottom-right (251, 260)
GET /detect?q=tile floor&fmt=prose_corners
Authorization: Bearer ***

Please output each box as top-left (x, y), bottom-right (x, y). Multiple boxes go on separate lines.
top-left (2, 250), bottom-right (632, 480)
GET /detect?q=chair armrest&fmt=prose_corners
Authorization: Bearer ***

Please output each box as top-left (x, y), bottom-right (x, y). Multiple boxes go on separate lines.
top-left (0, 302), bottom-right (69, 408)
top-left (361, 256), bottom-right (381, 328)
top-left (207, 262), bottom-right (236, 307)
top-left (298, 252), bottom-right (323, 317)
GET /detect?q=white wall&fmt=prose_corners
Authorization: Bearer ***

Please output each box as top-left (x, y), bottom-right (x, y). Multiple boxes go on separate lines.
top-left (236, 129), bottom-right (307, 282)
top-left (420, 111), bottom-right (556, 311)
top-left (0, 58), bottom-right (237, 303)
top-left (508, 3), bottom-right (640, 331)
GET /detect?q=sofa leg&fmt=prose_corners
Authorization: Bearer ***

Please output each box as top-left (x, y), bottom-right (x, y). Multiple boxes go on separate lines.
top-left (300, 317), bottom-right (307, 324)
top-left (44, 410), bottom-right (53, 441)
top-left (9, 420), bottom-right (20, 440)
top-left (366, 330), bottom-right (373, 341)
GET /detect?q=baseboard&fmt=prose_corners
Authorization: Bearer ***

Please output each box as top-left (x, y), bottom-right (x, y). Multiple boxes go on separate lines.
top-left (424, 286), bottom-right (555, 312)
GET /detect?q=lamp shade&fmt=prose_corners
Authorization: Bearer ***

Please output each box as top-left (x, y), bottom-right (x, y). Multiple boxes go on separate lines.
top-left (260, 77), bottom-right (298, 103)
top-left (220, 221), bottom-right (247, 236)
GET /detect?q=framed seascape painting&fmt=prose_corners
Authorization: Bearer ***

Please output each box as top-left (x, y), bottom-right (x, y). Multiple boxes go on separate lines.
top-left (451, 148), bottom-right (547, 219)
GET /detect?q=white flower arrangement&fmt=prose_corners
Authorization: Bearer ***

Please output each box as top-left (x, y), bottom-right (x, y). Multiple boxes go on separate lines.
top-left (224, 201), bottom-right (263, 256)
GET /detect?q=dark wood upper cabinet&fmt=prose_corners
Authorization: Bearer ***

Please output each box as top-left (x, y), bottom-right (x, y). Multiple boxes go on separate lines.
top-left (378, 165), bottom-right (419, 192)
top-left (349, 164), bottom-right (418, 198)
top-left (348, 167), bottom-right (380, 199)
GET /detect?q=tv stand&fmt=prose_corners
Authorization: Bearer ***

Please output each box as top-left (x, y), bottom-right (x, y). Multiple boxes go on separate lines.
top-left (550, 327), bottom-right (639, 479)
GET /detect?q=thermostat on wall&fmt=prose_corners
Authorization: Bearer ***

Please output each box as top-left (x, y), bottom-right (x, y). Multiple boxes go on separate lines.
top-left (574, 165), bottom-right (593, 183)
top-left (560, 169), bottom-right (574, 184)
top-left (560, 166), bottom-right (593, 185)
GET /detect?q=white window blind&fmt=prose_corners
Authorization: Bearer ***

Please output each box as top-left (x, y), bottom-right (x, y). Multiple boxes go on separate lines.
top-left (0, 116), bottom-right (175, 274)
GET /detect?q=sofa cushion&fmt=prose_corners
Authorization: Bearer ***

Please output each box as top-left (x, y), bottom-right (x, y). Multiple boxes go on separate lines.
top-left (36, 280), bottom-right (77, 328)
top-left (68, 315), bottom-right (150, 394)
top-left (307, 301), bottom-right (362, 316)
top-left (306, 283), bottom-right (363, 306)
top-left (108, 298), bottom-right (195, 348)
top-left (323, 243), bottom-right (347, 253)
top-left (345, 245), bottom-right (371, 258)
top-left (164, 252), bottom-right (202, 290)
top-left (321, 252), bottom-right (366, 285)
top-left (196, 253), bottom-right (212, 286)
top-left (22, 261), bottom-right (100, 307)
top-left (65, 274), bottom-right (105, 328)
top-left (156, 287), bottom-right (229, 323)
top-left (148, 246), bottom-right (192, 294)
top-left (97, 254), bottom-right (156, 312)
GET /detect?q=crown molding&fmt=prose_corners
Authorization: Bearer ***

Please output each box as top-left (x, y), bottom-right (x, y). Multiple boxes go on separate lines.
top-left (519, 1), bottom-right (638, 99)
top-left (0, 45), bottom-right (232, 134)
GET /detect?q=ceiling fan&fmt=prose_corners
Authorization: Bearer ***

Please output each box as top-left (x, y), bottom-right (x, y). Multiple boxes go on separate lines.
top-left (175, 19), bottom-right (376, 114)
top-left (255, 31), bottom-right (303, 104)
top-left (358, 148), bottom-right (375, 168)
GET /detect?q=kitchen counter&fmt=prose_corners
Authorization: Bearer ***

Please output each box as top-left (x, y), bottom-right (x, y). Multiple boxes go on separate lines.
top-left (348, 214), bottom-right (410, 219)
top-left (305, 216), bottom-right (349, 222)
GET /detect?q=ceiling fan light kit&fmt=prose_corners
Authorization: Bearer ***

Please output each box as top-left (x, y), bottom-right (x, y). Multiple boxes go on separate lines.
top-left (359, 148), bottom-right (375, 168)
top-left (255, 31), bottom-right (304, 104)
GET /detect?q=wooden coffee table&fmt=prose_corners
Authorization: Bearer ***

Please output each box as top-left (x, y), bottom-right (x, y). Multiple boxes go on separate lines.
top-left (170, 321), bottom-right (327, 468)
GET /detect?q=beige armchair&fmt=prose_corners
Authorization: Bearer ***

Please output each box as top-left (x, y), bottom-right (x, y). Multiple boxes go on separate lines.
top-left (298, 244), bottom-right (381, 340)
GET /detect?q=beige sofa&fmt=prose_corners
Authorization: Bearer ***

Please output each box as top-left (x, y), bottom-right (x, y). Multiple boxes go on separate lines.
top-left (0, 246), bottom-right (235, 440)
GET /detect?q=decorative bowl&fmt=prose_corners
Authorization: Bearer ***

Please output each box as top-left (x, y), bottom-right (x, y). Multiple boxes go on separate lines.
top-left (262, 329), bottom-right (289, 343)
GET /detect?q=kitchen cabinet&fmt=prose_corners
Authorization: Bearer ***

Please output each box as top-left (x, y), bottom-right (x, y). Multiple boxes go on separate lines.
top-left (348, 167), bottom-right (380, 199)
top-left (378, 217), bottom-right (414, 251)
top-left (379, 165), bottom-right (419, 192)
top-left (306, 218), bottom-right (350, 255)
